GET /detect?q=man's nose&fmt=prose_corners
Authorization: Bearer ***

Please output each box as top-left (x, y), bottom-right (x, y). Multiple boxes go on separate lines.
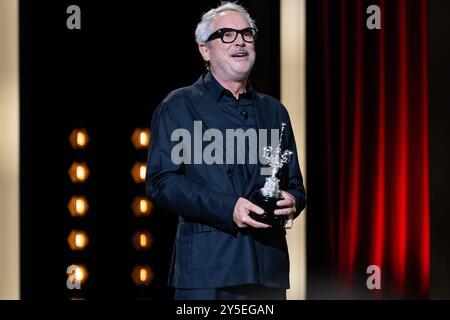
top-left (234, 33), bottom-right (246, 46)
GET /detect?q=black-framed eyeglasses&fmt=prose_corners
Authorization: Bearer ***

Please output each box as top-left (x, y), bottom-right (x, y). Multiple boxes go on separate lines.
top-left (206, 27), bottom-right (257, 44)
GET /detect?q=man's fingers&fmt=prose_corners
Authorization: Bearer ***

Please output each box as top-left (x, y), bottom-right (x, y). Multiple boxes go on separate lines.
top-left (246, 202), bottom-right (265, 215)
top-left (277, 198), bottom-right (294, 207)
top-left (235, 221), bottom-right (248, 228)
top-left (277, 191), bottom-right (296, 207)
top-left (274, 207), bottom-right (295, 216)
top-left (284, 218), bottom-right (293, 229)
top-left (244, 215), bottom-right (271, 228)
top-left (284, 213), bottom-right (294, 229)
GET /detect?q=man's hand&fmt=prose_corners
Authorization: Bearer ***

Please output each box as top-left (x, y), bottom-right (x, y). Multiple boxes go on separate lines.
top-left (275, 191), bottom-right (297, 229)
top-left (233, 197), bottom-right (271, 229)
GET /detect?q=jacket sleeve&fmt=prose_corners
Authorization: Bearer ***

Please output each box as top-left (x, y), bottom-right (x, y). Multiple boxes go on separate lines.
top-left (281, 110), bottom-right (307, 219)
top-left (145, 102), bottom-right (239, 233)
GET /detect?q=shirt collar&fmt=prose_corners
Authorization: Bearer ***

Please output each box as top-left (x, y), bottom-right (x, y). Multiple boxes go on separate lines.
top-left (203, 71), bottom-right (254, 101)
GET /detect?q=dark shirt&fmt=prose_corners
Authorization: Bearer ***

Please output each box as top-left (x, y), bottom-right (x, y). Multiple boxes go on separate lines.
top-left (203, 72), bottom-right (257, 195)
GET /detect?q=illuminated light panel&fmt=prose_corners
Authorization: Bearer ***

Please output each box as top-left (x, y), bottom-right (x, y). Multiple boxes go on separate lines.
top-left (68, 196), bottom-right (89, 217)
top-left (66, 264), bottom-right (88, 286)
top-left (131, 197), bottom-right (153, 217)
top-left (69, 129), bottom-right (90, 149)
top-left (68, 162), bottom-right (90, 183)
top-left (132, 231), bottom-right (153, 250)
top-left (67, 230), bottom-right (89, 250)
top-left (131, 128), bottom-right (150, 149)
top-left (131, 162), bottom-right (146, 184)
top-left (131, 265), bottom-right (154, 286)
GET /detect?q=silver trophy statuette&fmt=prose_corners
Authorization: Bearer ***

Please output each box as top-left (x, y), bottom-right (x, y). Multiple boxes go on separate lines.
top-left (260, 123), bottom-right (293, 197)
top-left (249, 122), bottom-right (293, 227)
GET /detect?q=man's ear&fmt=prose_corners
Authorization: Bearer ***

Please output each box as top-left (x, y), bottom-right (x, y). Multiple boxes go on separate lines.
top-left (198, 43), bottom-right (210, 63)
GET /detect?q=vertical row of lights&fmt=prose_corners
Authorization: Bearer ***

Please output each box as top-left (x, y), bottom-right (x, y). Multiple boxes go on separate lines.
top-left (130, 128), bottom-right (154, 286)
top-left (66, 129), bottom-right (90, 294)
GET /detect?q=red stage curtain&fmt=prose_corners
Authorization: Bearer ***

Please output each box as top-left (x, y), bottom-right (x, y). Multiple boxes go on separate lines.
top-left (312, 0), bottom-right (429, 298)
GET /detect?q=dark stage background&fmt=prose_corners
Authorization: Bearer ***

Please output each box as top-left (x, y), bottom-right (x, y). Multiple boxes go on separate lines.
top-left (20, 0), bottom-right (280, 299)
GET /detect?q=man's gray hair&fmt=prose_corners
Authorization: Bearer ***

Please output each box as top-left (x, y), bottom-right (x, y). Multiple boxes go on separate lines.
top-left (195, 1), bottom-right (257, 45)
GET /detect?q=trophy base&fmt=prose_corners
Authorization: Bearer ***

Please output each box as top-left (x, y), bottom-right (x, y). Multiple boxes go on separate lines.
top-left (249, 191), bottom-right (287, 228)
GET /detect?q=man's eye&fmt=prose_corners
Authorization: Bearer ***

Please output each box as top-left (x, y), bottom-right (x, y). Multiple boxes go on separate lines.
top-left (223, 31), bottom-right (235, 39)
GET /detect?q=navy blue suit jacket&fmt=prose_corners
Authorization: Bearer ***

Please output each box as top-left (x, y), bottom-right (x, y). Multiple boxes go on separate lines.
top-left (146, 74), bottom-right (306, 289)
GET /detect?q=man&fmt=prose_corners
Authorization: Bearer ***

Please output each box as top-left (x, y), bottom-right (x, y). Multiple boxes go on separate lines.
top-left (146, 2), bottom-right (306, 300)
